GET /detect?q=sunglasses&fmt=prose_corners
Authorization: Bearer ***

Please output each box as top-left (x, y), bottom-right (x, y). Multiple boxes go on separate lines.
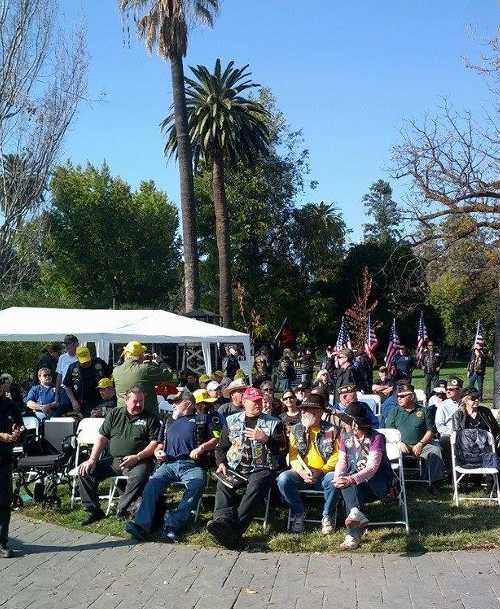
top-left (397, 392), bottom-right (412, 398)
top-left (283, 396), bottom-right (295, 401)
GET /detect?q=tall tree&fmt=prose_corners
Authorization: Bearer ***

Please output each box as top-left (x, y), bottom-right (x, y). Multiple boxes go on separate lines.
top-left (119, 0), bottom-right (219, 313)
top-left (362, 179), bottom-right (402, 242)
top-left (0, 0), bottom-right (87, 290)
top-left (162, 59), bottom-right (270, 327)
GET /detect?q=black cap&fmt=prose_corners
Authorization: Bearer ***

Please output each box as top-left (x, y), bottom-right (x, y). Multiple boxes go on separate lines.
top-left (298, 393), bottom-right (326, 410)
top-left (461, 387), bottom-right (480, 401)
top-left (338, 401), bottom-right (373, 429)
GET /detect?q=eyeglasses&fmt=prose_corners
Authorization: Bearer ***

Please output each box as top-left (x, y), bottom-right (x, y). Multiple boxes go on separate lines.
top-left (283, 396), bottom-right (294, 401)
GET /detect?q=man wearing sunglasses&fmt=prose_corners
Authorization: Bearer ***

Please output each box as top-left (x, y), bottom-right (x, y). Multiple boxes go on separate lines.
top-left (435, 377), bottom-right (463, 471)
top-left (26, 367), bottom-right (57, 420)
top-left (386, 383), bottom-right (445, 493)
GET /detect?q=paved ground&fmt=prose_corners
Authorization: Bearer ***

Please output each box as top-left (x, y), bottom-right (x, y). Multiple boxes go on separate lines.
top-left (2, 515), bottom-right (500, 609)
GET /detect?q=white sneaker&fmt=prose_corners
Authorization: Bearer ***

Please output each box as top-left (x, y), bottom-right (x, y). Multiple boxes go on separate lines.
top-left (345, 507), bottom-right (369, 529)
top-left (340, 534), bottom-right (361, 550)
top-left (321, 516), bottom-right (333, 535)
top-left (290, 514), bottom-right (305, 533)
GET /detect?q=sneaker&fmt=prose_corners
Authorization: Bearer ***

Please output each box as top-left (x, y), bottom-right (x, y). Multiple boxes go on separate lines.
top-left (290, 514), bottom-right (305, 534)
top-left (159, 527), bottom-right (177, 544)
top-left (206, 520), bottom-right (240, 550)
top-left (321, 516), bottom-right (334, 535)
top-left (340, 534), bottom-right (361, 550)
top-left (345, 507), bottom-right (369, 530)
top-left (125, 521), bottom-right (146, 541)
top-left (81, 509), bottom-right (105, 526)
top-left (0, 545), bottom-right (14, 558)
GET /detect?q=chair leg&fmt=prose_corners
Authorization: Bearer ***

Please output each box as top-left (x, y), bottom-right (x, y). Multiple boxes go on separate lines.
top-left (262, 487), bottom-right (271, 530)
top-left (287, 508), bottom-right (292, 532)
top-left (70, 476), bottom-right (77, 509)
top-left (106, 479), bottom-right (117, 516)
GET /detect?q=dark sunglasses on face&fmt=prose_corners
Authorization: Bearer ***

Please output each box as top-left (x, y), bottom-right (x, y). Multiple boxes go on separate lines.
top-left (283, 396), bottom-right (294, 401)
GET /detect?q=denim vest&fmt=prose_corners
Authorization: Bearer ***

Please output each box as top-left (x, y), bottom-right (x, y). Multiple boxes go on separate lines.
top-left (225, 411), bottom-right (281, 471)
top-left (291, 421), bottom-right (337, 463)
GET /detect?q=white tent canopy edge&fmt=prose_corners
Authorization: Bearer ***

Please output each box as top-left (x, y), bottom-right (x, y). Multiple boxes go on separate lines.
top-left (0, 307), bottom-right (252, 376)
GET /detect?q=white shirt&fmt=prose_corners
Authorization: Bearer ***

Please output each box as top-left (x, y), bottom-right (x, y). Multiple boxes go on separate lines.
top-left (435, 399), bottom-right (459, 436)
top-left (56, 353), bottom-right (78, 385)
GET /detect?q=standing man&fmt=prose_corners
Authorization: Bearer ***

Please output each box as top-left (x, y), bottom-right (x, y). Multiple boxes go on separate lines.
top-left (386, 383), bottom-right (445, 493)
top-left (63, 347), bottom-right (111, 417)
top-left (33, 343), bottom-right (60, 384)
top-left (77, 386), bottom-right (159, 524)
top-left (0, 379), bottom-right (23, 558)
top-left (331, 349), bottom-right (358, 403)
top-left (206, 387), bottom-right (287, 549)
top-left (113, 341), bottom-right (172, 416)
top-left (55, 335), bottom-right (79, 414)
top-left (222, 346), bottom-right (240, 380)
top-left (421, 341), bottom-right (442, 400)
top-left (468, 347), bottom-right (487, 400)
top-left (392, 346), bottom-right (415, 382)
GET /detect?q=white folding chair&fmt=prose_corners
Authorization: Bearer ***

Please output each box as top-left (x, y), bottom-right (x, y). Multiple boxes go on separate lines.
top-left (69, 418), bottom-right (105, 508)
top-left (491, 409), bottom-right (499, 423)
top-left (357, 393), bottom-right (381, 416)
top-left (253, 486), bottom-right (272, 530)
top-left (451, 431), bottom-right (500, 508)
top-left (106, 474), bottom-right (129, 515)
top-left (372, 428), bottom-right (410, 533)
top-left (414, 389), bottom-right (427, 407)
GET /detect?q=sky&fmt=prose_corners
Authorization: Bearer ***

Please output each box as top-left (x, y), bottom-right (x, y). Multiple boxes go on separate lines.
top-left (61, 0), bottom-right (499, 240)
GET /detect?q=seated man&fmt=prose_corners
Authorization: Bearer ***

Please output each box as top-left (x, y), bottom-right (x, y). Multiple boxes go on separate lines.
top-left (206, 387), bottom-right (287, 549)
top-left (260, 380), bottom-right (282, 417)
top-left (77, 386), bottom-right (159, 524)
top-left (435, 378), bottom-right (463, 471)
top-left (206, 380), bottom-right (229, 407)
top-left (371, 366), bottom-right (394, 399)
top-left (126, 390), bottom-right (220, 543)
top-left (334, 402), bottom-right (395, 550)
top-left (26, 367), bottom-right (57, 420)
top-left (386, 383), bottom-right (445, 493)
top-left (192, 388), bottom-right (218, 414)
top-left (91, 378), bottom-right (117, 418)
top-left (277, 394), bottom-right (339, 535)
top-left (330, 384), bottom-right (379, 429)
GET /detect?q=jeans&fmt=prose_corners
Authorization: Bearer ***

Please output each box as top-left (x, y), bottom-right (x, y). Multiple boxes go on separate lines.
top-left (341, 469), bottom-right (391, 539)
top-left (468, 373), bottom-right (484, 400)
top-left (276, 469), bottom-right (339, 518)
top-left (134, 460), bottom-right (206, 533)
top-left (425, 373), bottom-right (440, 400)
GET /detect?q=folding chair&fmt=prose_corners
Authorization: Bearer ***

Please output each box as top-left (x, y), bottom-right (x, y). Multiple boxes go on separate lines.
top-left (402, 453), bottom-right (432, 487)
top-left (106, 474), bottom-right (129, 515)
top-left (357, 393), bottom-right (381, 416)
top-left (451, 430), bottom-right (500, 508)
top-left (253, 486), bottom-right (272, 529)
top-left (373, 428), bottom-right (410, 533)
top-left (286, 488), bottom-right (328, 531)
top-left (69, 417), bottom-right (105, 508)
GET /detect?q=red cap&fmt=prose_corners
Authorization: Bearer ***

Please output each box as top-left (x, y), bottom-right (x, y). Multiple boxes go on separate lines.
top-left (243, 387), bottom-right (263, 402)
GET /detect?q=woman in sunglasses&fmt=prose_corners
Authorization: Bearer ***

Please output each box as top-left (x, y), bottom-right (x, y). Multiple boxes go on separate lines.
top-left (280, 390), bottom-right (301, 435)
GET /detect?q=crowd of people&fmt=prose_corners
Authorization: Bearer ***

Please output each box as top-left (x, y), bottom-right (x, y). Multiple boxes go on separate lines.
top-left (0, 336), bottom-right (498, 558)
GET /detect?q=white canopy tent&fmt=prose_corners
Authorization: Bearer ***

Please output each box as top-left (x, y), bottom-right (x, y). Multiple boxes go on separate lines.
top-left (0, 307), bottom-right (252, 376)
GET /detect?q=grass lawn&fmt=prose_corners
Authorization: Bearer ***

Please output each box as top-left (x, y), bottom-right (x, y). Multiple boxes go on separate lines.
top-left (17, 475), bottom-right (500, 555)
top-left (411, 364), bottom-right (494, 404)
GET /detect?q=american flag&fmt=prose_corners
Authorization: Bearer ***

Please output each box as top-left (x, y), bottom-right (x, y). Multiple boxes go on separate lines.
top-left (472, 320), bottom-right (485, 350)
top-left (416, 311), bottom-right (428, 366)
top-left (364, 313), bottom-right (378, 362)
top-left (335, 315), bottom-right (352, 353)
top-left (384, 318), bottom-right (400, 371)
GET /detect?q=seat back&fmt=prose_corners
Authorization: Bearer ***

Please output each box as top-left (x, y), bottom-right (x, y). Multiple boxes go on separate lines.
top-left (43, 418), bottom-right (77, 453)
top-left (76, 418), bottom-right (104, 445)
top-left (414, 389), bottom-right (427, 406)
top-left (22, 415), bottom-right (40, 437)
top-left (357, 393), bottom-right (381, 407)
top-left (377, 428), bottom-right (402, 461)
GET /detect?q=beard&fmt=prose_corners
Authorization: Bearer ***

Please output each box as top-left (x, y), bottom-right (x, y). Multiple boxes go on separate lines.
top-left (301, 413), bottom-right (316, 428)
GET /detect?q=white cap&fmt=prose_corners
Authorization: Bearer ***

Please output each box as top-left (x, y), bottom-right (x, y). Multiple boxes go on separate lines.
top-left (206, 381), bottom-right (220, 392)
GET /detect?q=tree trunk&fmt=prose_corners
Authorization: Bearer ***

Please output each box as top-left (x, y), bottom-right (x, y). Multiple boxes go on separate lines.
top-left (212, 153), bottom-right (233, 327)
top-left (170, 55), bottom-right (199, 312)
top-left (494, 273), bottom-right (500, 408)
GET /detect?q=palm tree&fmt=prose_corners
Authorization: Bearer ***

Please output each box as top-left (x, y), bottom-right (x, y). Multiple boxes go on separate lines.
top-left (162, 59), bottom-right (270, 327)
top-left (119, 0), bottom-right (219, 313)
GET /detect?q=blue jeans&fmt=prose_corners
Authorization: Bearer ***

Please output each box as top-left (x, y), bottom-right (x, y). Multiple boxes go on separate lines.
top-left (276, 469), bottom-right (339, 518)
top-left (468, 373), bottom-right (484, 399)
top-left (341, 469), bottom-right (391, 539)
top-left (134, 460), bottom-right (206, 533)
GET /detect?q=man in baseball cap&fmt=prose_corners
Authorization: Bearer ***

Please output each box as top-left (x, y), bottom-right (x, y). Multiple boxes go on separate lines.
top-left (207, 386), bottom-right (287, 549)
top-left (92, 378), bottom-right (116, 417)
top-left (277, 393), bottom-right (338, 535)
